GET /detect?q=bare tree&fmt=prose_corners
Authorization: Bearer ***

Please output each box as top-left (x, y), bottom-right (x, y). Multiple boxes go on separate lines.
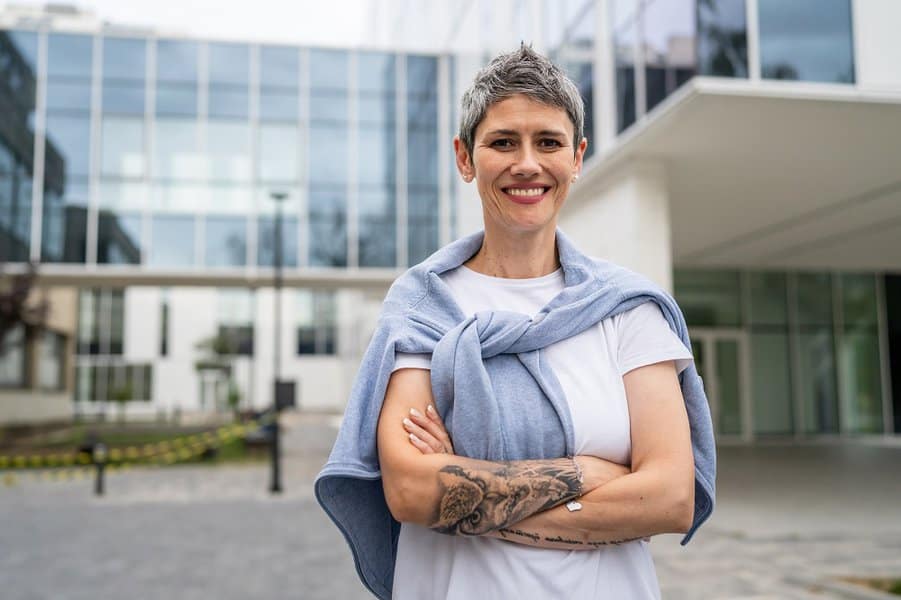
top-left (0, 262), bottom-right (49, 356)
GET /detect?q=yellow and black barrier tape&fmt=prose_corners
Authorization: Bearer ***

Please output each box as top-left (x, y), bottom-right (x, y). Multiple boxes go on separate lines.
top-left (0, 417), bottom-right (272, 486)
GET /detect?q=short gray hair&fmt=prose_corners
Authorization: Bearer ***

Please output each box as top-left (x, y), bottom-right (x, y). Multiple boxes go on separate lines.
top-left (458, 44), bottom-right (585, 158)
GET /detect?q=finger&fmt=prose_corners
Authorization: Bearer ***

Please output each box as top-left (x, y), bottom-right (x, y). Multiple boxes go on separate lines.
top-left (403, 418), bottom-right (444, 453)
top-left (423, 405), bottom-right (455, 453)
top-left (409, 409), bottom-right (450, 452)
top-left (408, 433), bottom-right (434, 454)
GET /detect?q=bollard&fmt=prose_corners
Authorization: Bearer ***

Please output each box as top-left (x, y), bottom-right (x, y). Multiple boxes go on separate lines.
top-left (93, 442), bottom-right (107, 496)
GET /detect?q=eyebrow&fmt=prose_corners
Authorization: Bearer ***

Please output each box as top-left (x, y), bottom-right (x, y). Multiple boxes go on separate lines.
top-left (484, 129), bottom-right (569, 138)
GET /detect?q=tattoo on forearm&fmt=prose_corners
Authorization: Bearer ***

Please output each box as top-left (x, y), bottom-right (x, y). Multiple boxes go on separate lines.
top-left (499, 528), bottom-right (642, 548)
top-left (430, 459), bottom-right (582, 536)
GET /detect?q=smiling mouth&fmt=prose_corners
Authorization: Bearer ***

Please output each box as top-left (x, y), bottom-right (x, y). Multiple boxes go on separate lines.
top-left (503, 186), bottom-right (550, 198)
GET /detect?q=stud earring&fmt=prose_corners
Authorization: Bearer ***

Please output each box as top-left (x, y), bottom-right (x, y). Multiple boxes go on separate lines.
top-left (571, 174), bottom-right (579, 183)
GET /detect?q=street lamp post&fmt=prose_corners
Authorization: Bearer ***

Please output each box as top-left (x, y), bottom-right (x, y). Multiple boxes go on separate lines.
top-left (269, 190), bottom-right (288, 494)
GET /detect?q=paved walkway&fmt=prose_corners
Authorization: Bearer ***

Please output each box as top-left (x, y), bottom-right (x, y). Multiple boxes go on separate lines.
top-left (2, 414), bottom-right (900, 599)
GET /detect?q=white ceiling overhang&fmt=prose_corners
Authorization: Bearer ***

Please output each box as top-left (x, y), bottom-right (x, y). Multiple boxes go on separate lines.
top-left (572, 77), bottom-right (901, 272)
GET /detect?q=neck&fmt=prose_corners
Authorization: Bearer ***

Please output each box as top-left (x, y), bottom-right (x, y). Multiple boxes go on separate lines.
top-left (465, 224), bottom-right (559, 279)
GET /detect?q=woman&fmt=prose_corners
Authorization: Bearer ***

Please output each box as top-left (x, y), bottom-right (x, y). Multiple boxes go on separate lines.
top-left (316, 45), bottom-right (715, 600)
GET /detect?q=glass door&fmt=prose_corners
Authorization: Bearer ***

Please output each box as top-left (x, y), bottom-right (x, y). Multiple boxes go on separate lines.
top-left (690, 329), bottom-right (751, 441)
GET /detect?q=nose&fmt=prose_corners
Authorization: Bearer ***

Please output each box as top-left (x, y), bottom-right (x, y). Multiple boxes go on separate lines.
top-left (510, 144), bottom-right (540, 178)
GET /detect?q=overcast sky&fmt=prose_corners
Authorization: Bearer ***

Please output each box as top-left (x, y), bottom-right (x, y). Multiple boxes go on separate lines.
top-left (7, 0), bottom-right (378, 46)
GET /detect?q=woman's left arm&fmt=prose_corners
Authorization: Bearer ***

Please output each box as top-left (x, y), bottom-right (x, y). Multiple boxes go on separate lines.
top-left (406, 360), bottom-right (695, 550)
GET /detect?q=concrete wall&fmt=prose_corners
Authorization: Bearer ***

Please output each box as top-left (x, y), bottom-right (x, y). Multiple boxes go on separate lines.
top-left (559, 161), bottom-right (674, 292)
top-left (0, 390), bottom-right (70, 424)
top-left (854, 0), bottom-right (901, 91)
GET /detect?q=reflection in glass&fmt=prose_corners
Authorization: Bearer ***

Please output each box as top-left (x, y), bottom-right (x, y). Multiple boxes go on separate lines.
top-left (795, 273), bottom-right (838, 433)
top-left (751, 331), bottom-right (793, 434)
top-left (612, 0), bottom-right (637, 132)
top-left (156, 40), bottom-right (199, 83)
top-left (309, 125), bottom-right (347, 184)
top-left (309, 49), bottom-right (349, 90)
top-left (309, 189), bottom-right (347, 267)
top-left (0, 31), bottom-right (37, 261)
top-left (48, 33), bottom-right (92, 77)
top-left (358, 52), bottom-right (396, 267)
top-left (260, 90), bottom-right (299, 122)
top-left (217, 288), bottom-right (255, 356)
top-left (153, 120), bottom-right (198, 180)
top-left (205, 216), bottom-right (247, 267)
top-left (101, 117), bottom-right (145, 177)
top-left (204, 122), bottom-right (251, 182)
top-left (749, 272), bottom-right (787, 325)
top-left (561, 60), bottom-right (594, 159)
top-left (758, 0), bottom-right (854, 83)
top-left (715, 339), bottom-right (742, 435)
top-left (673, 269), bottom-right (742, 327)
top-left (698, 0), bottom-right (747, 77)
top-left (103, 37), bottom-right (146, 80)
top-left (258, 125), bottom-right (299, 183)
top-left (296, 290), bottom-right (337, 355)
top-left (46, 79), bottom-right (92, 112)
top-left (644, 0), bottom-right (695, 112)
top-left (257, 215), bottom-right (298, 268)
top-left (0, 325), bottom-right (25, 386)
top-left (97, 211), bottom-right (141, 264)
top-left (209, 43), bottom-right (249, 85)
top-left (407, 56), bottom-right (438, 265)
top-left (260, 45), bottom-right (299, 88)
top-left (150, 214), bottom-right (194, 267)
top-left (839, 273), bottom-right (882, 433)
top-left (209, 88), bottom-right (248, 119)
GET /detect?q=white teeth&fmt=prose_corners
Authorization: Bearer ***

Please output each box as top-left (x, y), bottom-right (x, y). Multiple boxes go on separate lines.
top-left (507, 188), bottom-right (545, 197)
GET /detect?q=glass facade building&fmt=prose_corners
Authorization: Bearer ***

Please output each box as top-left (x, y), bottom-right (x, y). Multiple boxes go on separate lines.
top-left (1, 1), bottom-right (898, 438)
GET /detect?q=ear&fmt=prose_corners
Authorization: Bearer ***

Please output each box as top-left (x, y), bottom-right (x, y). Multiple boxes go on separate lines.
top-left (573, 137), bottom-right (588, 176)
top-left (454, 136), bottom-right (474, 182)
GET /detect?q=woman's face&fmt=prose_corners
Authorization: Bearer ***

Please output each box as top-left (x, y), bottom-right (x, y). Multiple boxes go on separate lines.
top-left (456, 94), bottom-right (587, 238)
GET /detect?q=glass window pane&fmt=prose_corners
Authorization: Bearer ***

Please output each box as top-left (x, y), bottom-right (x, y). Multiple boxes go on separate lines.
top-left (612, 0), bottom-right (637, 132)
top-left (204, 122), bottom-right (251, 182)
top-left (673, 269), bottom-right (743, 327)
top-left (358, 52), bottom-right (395, 92)
top-left (102, 83), bottom-right (144, 115)
top-left (257, 215), bottom-right (298, 267)
top-left (46, 80), bottom-right (92, 112)
top-left (259, 125), bottom-right (299, 183)
top-left (309, 49), bottom-right (348, 90)
top-left (46, 114), bottom-right (91, 177)
top-left (156, 84), bottom-right (197, 117)
top-left (260, 90), bottom-right (299, 122)
top-left (205, 216), bottom-right (247, 267)
top-left (799, 327), bottom-right (839, 434)
top-left (157, 40), bottom-right (198, 83)
top-left (359, 189), bottom-right (396, 268)
top-left (408, 189), bottom-right (438, 265)
top-left (153, 119), bottom-right (198, 180)
top-left (0, 325), bottom-right (26, 386)
top-left (260, 45), bottom-right (299, 88)
top-left (749, 272), bottom-right (787, 326)
top-left (698, 0), bottom-right (748, 77)
top-left (840, 330), bottom-right (883, 433)
top-left (758, 0), bottom-right (854, 83)
top-left (643, 0), bottom-right (695, 112)
top-left (561, 60), bottom-right (594, 159)
top-left (841, 274), bottom-right (878, 327)
top-left (101, 117), bottom-right (145, 177)
top-left (103, 37), bottom-right (146, 81)
top-left (715, 339), bottom-right (742, 435)
top-left (38, 331), bottom-right (65, 390)
top-left (48, 33), bottom-right (92, 78)
top-left (309, 124), bottom-right (347, 184)
top-left (97, 211), bottom-right (142, 264)
top-left (41, 183), bottom-right (88, 263)
top-left (0, 145), bottom-right (33, 262)
top-left (309, 189), bottom-right (347, 267)
top-left (209, 87), bottom-right (248, 119)
top-left (358, 125), bottom-right (395, 185)
top-left (751, 331), bottom-right (793, 434)
top-left (150, 214), bottom-right (195, 267)
top-left (796, 272), bottom-right (833, 326)
top-left (209, 43), bottom-right (249, 85)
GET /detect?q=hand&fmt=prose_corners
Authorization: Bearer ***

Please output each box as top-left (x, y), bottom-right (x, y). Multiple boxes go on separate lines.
top-left (574, 455), bottom-right (631, 493)
top-left (403, 405), bottom-right (455, 455)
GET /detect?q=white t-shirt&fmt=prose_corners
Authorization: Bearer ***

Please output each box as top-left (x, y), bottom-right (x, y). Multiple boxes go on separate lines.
top-left (392, 265), bottom-right (693, 600)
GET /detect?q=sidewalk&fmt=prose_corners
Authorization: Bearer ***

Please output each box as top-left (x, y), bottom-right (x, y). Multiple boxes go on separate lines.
top-left (1, 412), bottom-right (899, 599)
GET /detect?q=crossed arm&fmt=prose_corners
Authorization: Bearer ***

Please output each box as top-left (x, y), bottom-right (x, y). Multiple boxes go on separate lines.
top-left (376, 361), bottom-right (695, 549)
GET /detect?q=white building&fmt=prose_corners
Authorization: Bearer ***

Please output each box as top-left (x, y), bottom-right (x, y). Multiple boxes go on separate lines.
top-left (1, 0), bottom-right (898, 440)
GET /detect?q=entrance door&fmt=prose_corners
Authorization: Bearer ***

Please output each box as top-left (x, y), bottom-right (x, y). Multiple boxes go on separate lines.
top-left (690, 329), bottom-right (751, 441)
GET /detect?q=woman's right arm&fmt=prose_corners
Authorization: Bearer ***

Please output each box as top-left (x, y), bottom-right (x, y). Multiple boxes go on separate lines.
top-left (377, 368), bottom-right (625, 534)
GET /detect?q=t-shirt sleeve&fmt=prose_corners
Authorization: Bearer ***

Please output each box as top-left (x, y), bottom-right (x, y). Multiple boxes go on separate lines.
top-left (393, 352), bottom-right (432, 372)
top-left (616, 302), bottom-right (694, 376)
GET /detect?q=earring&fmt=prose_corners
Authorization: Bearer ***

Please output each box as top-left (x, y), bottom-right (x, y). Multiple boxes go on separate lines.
top-left (463, 174), bottom-right (473, 182)
top-left (571, 174), bottom-right (579, 183)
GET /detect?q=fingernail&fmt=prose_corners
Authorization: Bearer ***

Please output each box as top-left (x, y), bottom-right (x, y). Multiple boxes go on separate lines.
top-left (427, 405), bottom-right (435, 414)
top-left (410, 408), bottom-right (423, 418)
top-left (409, 433), bottom-right (420, 442)
top-left (402, 418), bottom-right (412, 427)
